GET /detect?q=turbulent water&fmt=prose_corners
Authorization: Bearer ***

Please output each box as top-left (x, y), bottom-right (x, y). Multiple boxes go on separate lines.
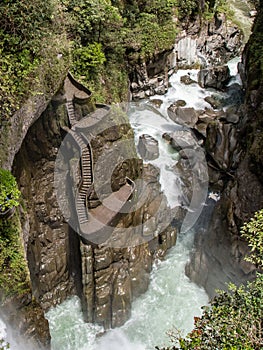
top-left (1, 58), bottom-right (242, 350)
top-left (45, 58), bottom-right (242, 350)
top-left (46, 231), bottom-right (208, 350)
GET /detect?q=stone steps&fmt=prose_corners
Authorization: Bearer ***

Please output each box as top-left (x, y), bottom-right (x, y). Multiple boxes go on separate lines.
top-left (69, 129), bottom-right (93, 225)
top-left (66, 100), bottom-right (77, 127)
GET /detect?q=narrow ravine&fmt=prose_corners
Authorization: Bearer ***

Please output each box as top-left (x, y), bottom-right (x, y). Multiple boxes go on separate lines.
top-left (45, 58), bottom-right (243, 350)
top-left (1, 58), bottom-right (242, 350)
top-left (46, 230), bottom-right (208, 350)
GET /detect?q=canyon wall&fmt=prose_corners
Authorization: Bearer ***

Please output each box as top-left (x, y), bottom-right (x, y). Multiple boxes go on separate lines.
top-left (130, 13), bottom-right (243, 101)
top-left (186, 4), bottom-right (263, 296)
top-left (12, 86), bottom-right (176, 335)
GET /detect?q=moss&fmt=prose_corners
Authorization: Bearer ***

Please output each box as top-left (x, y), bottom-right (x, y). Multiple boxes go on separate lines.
top-left (0, 211), bottom-right (30, 301)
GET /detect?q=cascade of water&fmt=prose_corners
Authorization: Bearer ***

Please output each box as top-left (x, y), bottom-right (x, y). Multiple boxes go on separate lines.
top-left (46, 230), bottom-right (208, 350)
top-left (5, 58), bottom-right (243, 350)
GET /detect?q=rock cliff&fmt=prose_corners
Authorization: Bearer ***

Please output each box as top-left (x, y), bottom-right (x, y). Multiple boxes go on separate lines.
top-left (186, 3), bottom-right (263, 296)
top-left (11, 81), bottom-right (176, 337)
top-left (130, 13), bottom-right (243, 100)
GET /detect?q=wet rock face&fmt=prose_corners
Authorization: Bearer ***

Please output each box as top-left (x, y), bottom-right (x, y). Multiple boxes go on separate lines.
top-left (173, 13), bottom-right (243, 69)
top-left (205, 120), bottom-right (240, 171)
top-left (1, 294), bottom-right (51, 349)
top-left (13, 100), bottom-right (77, 311)
top-left (198, 65), bottom-right (231, 90)
top-left (138, 134), bottom-right (159, 160)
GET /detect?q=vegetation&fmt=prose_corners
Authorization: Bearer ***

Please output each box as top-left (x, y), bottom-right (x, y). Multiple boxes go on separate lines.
top-left (1, 0), bottom-right (213, 112)
top-left (0, 0), bottom-right (69, 123)
top-left (158, 210), bottom-right (263, 350)
top-left (241, 209), bottom-right (263, 268)
top-left (0, 170), bottom-right (29, 300)
top-left (0, 169), bottom-right (20, 212)
top-left (0, 212), bottom-right (30, 300)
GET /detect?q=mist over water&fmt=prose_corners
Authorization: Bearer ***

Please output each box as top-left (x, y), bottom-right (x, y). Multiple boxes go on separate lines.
top-left (46, 230), bottom-right (208, 350)
top-left (46, 59), bottom-right (242, 349)
top-left (1, 58), bottom-right (242, 350)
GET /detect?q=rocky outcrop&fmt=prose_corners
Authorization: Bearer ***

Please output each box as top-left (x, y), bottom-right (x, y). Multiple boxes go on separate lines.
top-left (198, 65), bottom-right (231, 90)
top-left (138, 134), bottom-right (159, 160)
top-left (130, 52), bottom-right (173, 100)
top-left (185, 5), bottom-right (263, 297)
top-left (174, 13), bottom-right (243, 68)
top-left (13, 99), bottom-right (76, 311)
top-left (82, 163), bottom-right (176, 329)
top-left (13, 82), bottom-right (176, 333)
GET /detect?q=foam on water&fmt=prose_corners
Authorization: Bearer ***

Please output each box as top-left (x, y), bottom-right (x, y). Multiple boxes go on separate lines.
top-left (46, 231), bottom-right (208, 350)
top-left (5, 58), bottom-right (243, 350)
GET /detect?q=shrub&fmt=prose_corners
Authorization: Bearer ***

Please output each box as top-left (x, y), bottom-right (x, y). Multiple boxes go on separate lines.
top-left (158, 210), bottom-right (263, 349)
top-left (0, 213), bottom-right (30, 299)
top-left (0, 169), bottom-right (20, 212)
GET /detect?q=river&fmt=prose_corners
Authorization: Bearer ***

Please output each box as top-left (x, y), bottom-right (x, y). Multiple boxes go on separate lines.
top-left (0, 58), bottom-right (242, 350)
top-left (45, 58), bottom-right (241, 350)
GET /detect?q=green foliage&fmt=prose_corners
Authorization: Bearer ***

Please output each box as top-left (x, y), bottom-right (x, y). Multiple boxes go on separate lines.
top-left (241, 209), bottom-right (263, 268)
top-left (61, 0), bottom-right (123, 46)
top-left (175, 0), bottom-right (199, 19)
top-left (0, 169), bottom-right (20, 212)
top-left (175, 276), bottom-right (263, 349)
top-left (0, 0), bottom-right (69, 122)
top-left (0, 213), bottom-right (30, 299)
top-left (124, 12), bottom-right (176, 59)
top-left (72, 43), bottom-right (106, 78)
top-left (215, 0), bottom-right (235, 19)
top-left (158, 210), bottom-right (263, 349)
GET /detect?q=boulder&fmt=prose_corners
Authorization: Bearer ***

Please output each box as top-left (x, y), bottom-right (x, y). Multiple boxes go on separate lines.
top-left (198, 65), bottom-right (231, 90)
top-left (204, 95), bottom-right (223, 109)
top-left (180, 74), bottom-right (197, 85)
top-left (162, 129), bottom-right (198, 151)
top-left (138, 134), bottom-right (159, 160)
top-left (173, 99), bottom-right (187, 107)
top-left (150, 99), bottom-right (163, 108)
top-left (167, 105), bottom-right (199, 128)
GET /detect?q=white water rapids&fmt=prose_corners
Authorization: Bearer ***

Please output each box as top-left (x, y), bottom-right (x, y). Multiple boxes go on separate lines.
top-left (46, 231), bottom-right (208, 350)
top-left (1, 58), bottom-right (241, 349)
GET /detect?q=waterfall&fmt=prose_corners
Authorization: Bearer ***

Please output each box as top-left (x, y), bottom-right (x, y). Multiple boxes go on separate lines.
top-left (3, 58), bottom-right (243, 350)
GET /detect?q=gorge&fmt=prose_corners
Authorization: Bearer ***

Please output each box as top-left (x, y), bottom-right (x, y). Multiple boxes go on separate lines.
top-left (0, 0), bottom-right (263, 349)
